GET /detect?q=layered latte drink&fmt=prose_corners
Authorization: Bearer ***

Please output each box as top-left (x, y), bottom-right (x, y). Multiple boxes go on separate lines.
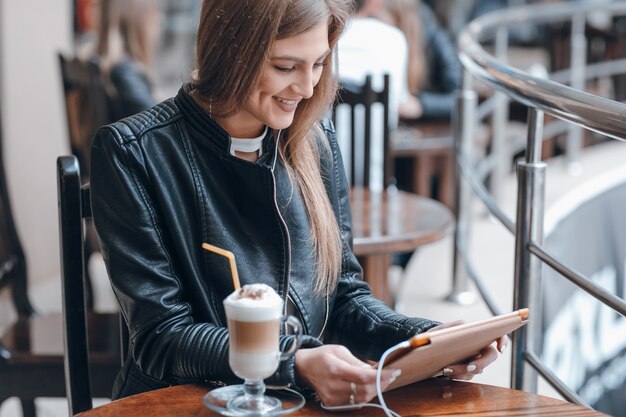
top-left (224, 284), bottom-right (283, 381)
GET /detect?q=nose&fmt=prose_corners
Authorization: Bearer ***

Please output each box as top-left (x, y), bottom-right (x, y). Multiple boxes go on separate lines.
top-left (294, 69), bottom-right (316, 99)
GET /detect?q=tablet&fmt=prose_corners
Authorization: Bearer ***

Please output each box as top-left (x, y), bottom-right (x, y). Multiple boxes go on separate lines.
top-left (380, 308), bottom-right (529, 391)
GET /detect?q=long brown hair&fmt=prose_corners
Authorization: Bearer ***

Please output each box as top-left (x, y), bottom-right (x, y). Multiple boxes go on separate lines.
top-left (96, 0), bottom-right (161, 73)
top-left (192, 0), bottom-right (352, 295)
top-left (381, 0), bottom-right (426, 94)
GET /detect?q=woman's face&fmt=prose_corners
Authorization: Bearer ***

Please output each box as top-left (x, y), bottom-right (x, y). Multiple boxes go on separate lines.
top-left (220, 21), bottom-right (330, 138)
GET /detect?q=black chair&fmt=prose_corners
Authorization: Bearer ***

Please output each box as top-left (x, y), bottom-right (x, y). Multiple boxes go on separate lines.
top-left (333, 74), bottom-right (392, 190)
top-left (57, 155), bottom-right (128, 416)
top-left (58, 53), bottom-right (119, 312)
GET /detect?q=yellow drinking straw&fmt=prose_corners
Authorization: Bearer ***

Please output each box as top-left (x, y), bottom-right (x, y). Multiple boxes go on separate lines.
top-left (202, 243), bottom-right (241, 290)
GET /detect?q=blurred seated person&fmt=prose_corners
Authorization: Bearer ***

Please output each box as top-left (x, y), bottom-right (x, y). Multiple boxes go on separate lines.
top-left (372, 0), bottom-right (461, 269)
top-left (338, 0), bottom-right (424, 124)
top-left (374, 0), bottom-right (461, 121)
top-left (95, 0), bottom-right (161, 119)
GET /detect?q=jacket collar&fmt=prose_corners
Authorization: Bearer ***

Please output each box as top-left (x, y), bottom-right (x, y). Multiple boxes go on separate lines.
top-left (175, 83), bottom-right (233, 154)
top-left (175, 83), bottom-right (277, 161)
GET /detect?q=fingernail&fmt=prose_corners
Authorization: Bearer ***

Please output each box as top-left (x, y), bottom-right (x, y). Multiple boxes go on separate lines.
top-left (361, 363), bottom-right (373, 368)
top-left (499, 343), bottom-right (507, 353)
top-left (467, 364), bottom-right (477, 373)
top-left (387, 369), bottom-right (401, 383)
top-left (442, 367), bottom-right (453, 376)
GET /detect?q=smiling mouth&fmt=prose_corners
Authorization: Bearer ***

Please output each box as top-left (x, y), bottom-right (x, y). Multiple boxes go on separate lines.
top-left (274, 97), bottom-right (299, 105)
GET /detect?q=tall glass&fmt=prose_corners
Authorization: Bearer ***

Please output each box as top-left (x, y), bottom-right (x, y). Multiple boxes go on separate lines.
top-left (223, 284), bottom-right (302, 415)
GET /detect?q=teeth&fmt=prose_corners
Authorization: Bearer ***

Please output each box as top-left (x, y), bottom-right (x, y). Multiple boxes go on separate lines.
top-left (276, 97), bottom-right (297, 105)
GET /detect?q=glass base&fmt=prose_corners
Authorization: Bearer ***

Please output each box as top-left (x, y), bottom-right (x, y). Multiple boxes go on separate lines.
top-left (204, 385), bottom-right (305, 417)
top-left (228, 393), bottom-right (281, 414)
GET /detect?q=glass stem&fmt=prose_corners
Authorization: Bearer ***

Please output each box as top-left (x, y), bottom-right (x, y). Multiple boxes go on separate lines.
top-left (243, 379), bottom-right (265, 399)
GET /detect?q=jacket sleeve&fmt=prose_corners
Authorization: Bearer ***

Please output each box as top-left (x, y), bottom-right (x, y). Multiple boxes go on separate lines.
top-left (318, 120), bottom-right (440, 360)
top-left (90, 124), bottom-right (314, 389)
top-left (416, 3), bottom-right (462, 120)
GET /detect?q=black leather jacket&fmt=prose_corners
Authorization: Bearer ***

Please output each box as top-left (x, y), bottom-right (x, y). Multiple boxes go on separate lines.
top-left (91, 84), bottom-right (438, 399)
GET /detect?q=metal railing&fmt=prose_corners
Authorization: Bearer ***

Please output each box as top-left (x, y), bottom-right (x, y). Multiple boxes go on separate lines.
top-left (452, 1), bottom-right (626, 408)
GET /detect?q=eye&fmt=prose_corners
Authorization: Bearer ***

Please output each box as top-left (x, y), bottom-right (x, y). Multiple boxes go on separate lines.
top-left (314, 61), bottom-right (328, 69)
top-left (274, 65), bottom-right (296, 73)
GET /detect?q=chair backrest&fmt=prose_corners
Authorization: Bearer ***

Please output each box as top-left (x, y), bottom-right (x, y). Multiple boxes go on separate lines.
top-left (57, 155), bottom-right (94, 414)
top-left (332, 74), bottom-right (392, 190)
top-left (57, 155), bottom-right (128, 416)
top-left (58, 54), bottom-right (113, 179)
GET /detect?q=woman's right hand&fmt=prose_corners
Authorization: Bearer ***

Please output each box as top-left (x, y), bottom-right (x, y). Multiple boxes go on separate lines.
top-left (294, 345), bottom-right (401, 406)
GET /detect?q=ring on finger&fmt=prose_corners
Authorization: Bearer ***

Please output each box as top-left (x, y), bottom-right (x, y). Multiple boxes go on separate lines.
top-left (349, 382), bottom-right (357, 405)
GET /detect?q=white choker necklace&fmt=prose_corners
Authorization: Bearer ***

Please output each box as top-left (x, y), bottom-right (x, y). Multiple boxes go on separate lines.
top-left (230, 127), bottom-right (268, 156)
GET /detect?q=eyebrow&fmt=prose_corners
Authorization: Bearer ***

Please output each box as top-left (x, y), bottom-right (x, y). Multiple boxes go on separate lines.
top-left (271, 49), bottom-right (331, 63)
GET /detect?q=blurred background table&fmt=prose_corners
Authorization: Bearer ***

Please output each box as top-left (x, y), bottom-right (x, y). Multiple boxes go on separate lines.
top-left (350, 186), bottom-right (454, 305)
top-left (76, 379), bottom-right (609, 417)
top-left (391, 120), bottom-right (455, 208)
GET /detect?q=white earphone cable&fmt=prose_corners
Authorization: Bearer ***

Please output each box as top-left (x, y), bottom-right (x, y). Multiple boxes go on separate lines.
top-left (272, 129), bottom-right (281, 171)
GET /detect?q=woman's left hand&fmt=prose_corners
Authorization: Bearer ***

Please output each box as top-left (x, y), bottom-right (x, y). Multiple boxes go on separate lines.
top-left (429, 322), bottom-right (508, 380)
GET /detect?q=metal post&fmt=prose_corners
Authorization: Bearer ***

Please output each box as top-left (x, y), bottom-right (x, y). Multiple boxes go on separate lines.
top-left (526, 108), bottom-right (544, 164)
top-left (512, 108), bottom-right (546, 391)
top-left (448, 84), bottom-right (477, 305)
top-left (490, 27), bottom-right (511, 203)
top-left (567, 13), bottom-right (587, 173)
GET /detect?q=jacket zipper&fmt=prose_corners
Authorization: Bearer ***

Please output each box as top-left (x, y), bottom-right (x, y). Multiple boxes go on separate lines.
top-left (270, 169), bottom-right (330, 338)
top-left (317, 293), bottom-right (329, 339)
top-left (270, 170), bottom-right (292, 316)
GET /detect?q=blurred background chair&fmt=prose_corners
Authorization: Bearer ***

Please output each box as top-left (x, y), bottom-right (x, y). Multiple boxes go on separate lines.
top-left (58, 53), bottom-right (114, 310)
top-left (0, 144), bottom-right (119, 417)
top-left (0, 58), bottom-right (121, 417)
top-left (58, 53), bottom-right (113, 181)
top-left (333, 74), bottom-right (454, 307)
top-left (57, 155), bottom-right (126, 416)
top-left (333, 74), bottom-right (393, 190)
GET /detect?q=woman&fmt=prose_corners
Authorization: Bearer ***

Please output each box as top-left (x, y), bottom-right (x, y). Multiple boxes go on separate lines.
top-left (376, 0), bottom-right (462, 120)
top-left (95, 0), bottom-right (161, 119)
top-left (90, 0), bottom-right (502, 407)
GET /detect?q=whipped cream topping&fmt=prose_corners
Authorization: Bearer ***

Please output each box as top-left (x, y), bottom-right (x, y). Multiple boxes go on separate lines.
top-left (223, 284), bottom-right (283, 321)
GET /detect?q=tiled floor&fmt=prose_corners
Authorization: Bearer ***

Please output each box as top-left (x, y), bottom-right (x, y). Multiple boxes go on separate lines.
top-left (3, 139), bottom-right (625, 417)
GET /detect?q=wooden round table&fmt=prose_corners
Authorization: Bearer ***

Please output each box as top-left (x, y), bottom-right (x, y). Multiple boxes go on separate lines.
top-left (76, 379), bottom-right (608, 416)
top-left (350, 186), bottom-right (454, 304)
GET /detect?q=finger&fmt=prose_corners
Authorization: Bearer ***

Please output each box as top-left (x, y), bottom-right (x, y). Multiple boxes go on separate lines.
top-left (428, 320), bottom-right (465, 332)
top-left (316, 379), bottom-right (354, 406)
top-left (350, 369), bottom-right (402, 403)
top-left (444, 362), bottom-right (478, 378)
top-left (473, 345), bottom-right (498, 368)
top-left (336, 361), bottom-right (398, 385)
top-left (379, 369), bottom-right (402, 391)
top-left (330, 345), bottom-right (374, 368)
top-left (446, 345), bottom-right (499, 379)
top-left (496, 336), bottom-right (509, 353)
